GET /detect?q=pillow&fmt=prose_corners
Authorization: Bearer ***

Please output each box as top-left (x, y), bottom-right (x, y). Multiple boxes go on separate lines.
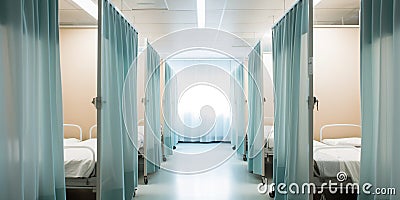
top-left (313, 140), bottom-right (326, 147)
top-left (322, 137), bottom-right (361, 147)
top-left (64, 138), bottom-right (80, 146)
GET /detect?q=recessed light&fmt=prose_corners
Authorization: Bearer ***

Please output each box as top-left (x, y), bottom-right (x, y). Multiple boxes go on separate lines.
top-left (197, 0), bottom-right (205, 28)
top-left (72, 0), bottom-right (98, 20)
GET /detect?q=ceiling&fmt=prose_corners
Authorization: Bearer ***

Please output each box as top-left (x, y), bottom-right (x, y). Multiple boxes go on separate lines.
top-left (60, 0), bottom-right (360, 59)
top-left (314, 0), bottom-right (360, 25)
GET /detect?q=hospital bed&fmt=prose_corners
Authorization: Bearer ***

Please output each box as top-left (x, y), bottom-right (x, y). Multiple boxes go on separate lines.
top-left (242, 118), bottom-right (274, 162)
top-left (314, 124), bottom-right (362, 183)
top-left (264, 125), bottom-right (274, 159)
top-left (63, 123), bottom-right (83, 144)
top-left (63, 124), bottom-right (97, 190)
top-left (63, 122), bottom-right (147, 190)
top-left (87, 120), bottom-right (165, 185)
top-left (268, 124), bottom-right (362, 198)
top-left (136, 119), bottom-right (146, 156)
top-left (88, 123), bottom-right (145, 157)
top-left (313, 140), bottom-right (361, 183)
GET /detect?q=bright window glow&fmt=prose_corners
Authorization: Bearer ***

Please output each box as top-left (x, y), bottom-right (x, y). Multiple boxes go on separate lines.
top-left (178, 84), bottom-right (229, 128)
top-left (197, 0), bottom-right (205, 28)
top-left (72, 0), bottom-right (98, 20)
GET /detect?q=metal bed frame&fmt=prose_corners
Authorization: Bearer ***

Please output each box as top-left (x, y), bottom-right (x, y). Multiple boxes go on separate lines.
top-left (63, 124), bottom-right (97, 190)
top-left (319, 124), bottom-right (361, 143)
top-left (64, 124), bottom-right (83, 141)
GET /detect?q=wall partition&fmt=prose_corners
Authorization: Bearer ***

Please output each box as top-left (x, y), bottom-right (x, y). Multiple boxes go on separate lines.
top-left (272, 0), bottom-right (312, 199)
top-left (359, 1), bottom-right (400, 199)
top-left (98, 0), bottom-right (139, 199)
top-left (0, 0), bottom-right (65, 199)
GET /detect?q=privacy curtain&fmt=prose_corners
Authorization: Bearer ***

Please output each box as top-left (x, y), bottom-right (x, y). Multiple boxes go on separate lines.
top-left (359, 1), bottom-right (400, 199)
top-left (247, 42), bottom-right (264, 175)
top-left (231, 64), bottom-right (246, 157)
top-left (272, 0), bottom-right (310, 199)
top-left (0, 0), bottom-right (65, 199)
top-left (145, 43), bottom-right (161, 174)
top-left (163, 62), bottom-right (178, 155)
top-left (100, 0), bottom-right (138, 199)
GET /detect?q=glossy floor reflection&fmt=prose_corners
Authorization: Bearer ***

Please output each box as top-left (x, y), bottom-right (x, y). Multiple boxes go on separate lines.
top-left (136, 143), bottom-right (272, 200)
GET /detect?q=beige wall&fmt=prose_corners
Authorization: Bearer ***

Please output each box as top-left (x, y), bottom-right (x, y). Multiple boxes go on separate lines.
top-left (137, 48), bottom-right (146, 124)
top-left (263, 53), bottom-right (274, 125)
top-left (60, 28), bottom-right (97, 140)
top-left (313, 27), bottom-right (361, 140)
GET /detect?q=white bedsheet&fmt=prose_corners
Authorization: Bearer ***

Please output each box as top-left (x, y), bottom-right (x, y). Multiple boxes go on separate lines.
top-left (64, 139), bottom-right (97, 178)
top-left (64, 126), bottom-right (145, 178)
top-left (264, 126), bottom-right (274, 149)
top-left (313, 142), bottom-right (361, 183)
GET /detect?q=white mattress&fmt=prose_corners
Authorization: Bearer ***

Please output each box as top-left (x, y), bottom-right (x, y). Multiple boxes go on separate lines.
top-left (64, 138), bottom-right (97, 178)
top-left (264, 126), bottom-right (274, 149)
top-left (313, 141), bottom-right (361, 183)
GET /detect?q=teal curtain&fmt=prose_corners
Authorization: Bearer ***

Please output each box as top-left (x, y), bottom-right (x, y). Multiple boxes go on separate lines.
top-left (163, 62), bottom-right (178, 155)
top-left (232, 64), bottom-right (246, 157)
top-left (272, 0), bottom-right (309, 199)
top-left (145, 43), bottom-right (161, 174)
top-left (230, 67), bottom-right (236, 148)
top-left (100, 0), bottom-right (138, 199)
top-left (359, 1), bottom-right (400, 199)
top-left (0, 0), bottom-right (65, 199)
top-left (247, 42), bottom-right (264, 175)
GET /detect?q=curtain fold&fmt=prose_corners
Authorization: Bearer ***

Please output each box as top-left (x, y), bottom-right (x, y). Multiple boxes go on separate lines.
top-left (163, 62), bottom-right (178, 155)
top-left (233, 64), bottom-right (246, 157)
top-left (0, 0), bottom-right (65, 199)
top-left (100, 0), bottom-right (139, 199)
top-left (247, 42), bottom-right (264, 175)
top-left (145, 43), bottom-right (161, 174)
top-left (272, 0), bottom-right (310, 199)
top-left (359, 1), bottom-right (400, 199)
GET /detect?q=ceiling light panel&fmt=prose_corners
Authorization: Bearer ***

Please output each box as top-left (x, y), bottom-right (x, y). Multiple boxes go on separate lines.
top-left (124, 0), bottom-right (168, 10)
top-left (71, 0), bottom-right (98, 20)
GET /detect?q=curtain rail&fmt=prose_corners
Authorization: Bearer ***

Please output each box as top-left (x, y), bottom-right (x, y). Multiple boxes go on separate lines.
top-left (272, 0), bottom-right (304, 30)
